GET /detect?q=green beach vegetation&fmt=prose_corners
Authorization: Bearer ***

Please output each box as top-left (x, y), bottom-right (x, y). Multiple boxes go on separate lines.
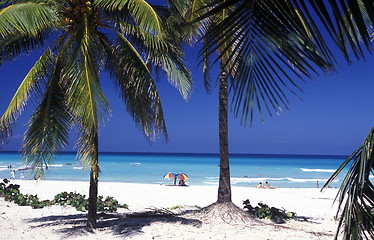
top-left (0, 178), bottom-right (128, 212)
top-left (243, 200), bottom-right (297, 223)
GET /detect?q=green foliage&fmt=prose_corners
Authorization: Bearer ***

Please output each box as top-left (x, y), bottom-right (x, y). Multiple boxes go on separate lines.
top-left (97, 196), bottom-right (128, 212)
top-left (194, 0), bottom-right (374, 125)
top-left (53, 191), bottom-right (88, 212)
top-left (0, 0), bottom-right (192, 177)
top-left (53, 192), bottom-right (128, 212)
top-left (0, 179), bottom-right (52, 208)
top-left (243, 200), bottom-right (297, 221)
top-left (0, 179), bottom-right (128, 212)
top-left (323, 127), bottom-right (374, 240)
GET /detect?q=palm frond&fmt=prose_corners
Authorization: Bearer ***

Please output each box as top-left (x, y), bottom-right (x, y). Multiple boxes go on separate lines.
top-left (195, 0), bottom-right (374, 125)
top-left (76, 129), bottom-right (100, 173)
top-left (22, 63), bottom-right (70, 178)
top-left (101, 30), bottom-right (167, 140)
top-left (95, 0), bottom-right (163, 36)
top-left (62, 15), bottom-right (110, 165)
top-left (0, 30), bottom-right (49, 64)
top-left (305, 0), bottom-right (373, 61)
top-left (0, 49), bottom-right (55, 142)
top-left (116, 21), bottom-right (192, 100)
top-left (201, 0), bottom-right (336, 125)
top-left (169, 0), bottom-right (210, 44)
top-left (0, 2), bottom-right (59, 37)
top-left (323, 127), bottom-right (374, 240)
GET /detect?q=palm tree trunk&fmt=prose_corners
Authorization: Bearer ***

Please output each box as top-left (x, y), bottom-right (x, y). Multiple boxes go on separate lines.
top-left (217, 65), bottom-right (232, 203)
top-left (87, 132), bottom-right (99, 229)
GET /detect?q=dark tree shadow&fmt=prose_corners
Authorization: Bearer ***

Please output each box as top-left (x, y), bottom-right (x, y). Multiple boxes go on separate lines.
top-left (27, 211), bottom-right (202, 239)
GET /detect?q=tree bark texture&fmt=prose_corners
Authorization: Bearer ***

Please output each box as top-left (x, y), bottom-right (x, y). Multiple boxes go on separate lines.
top-left (217, 66), bottom-right (232, 203)
top-left (87, 132), bottom-right (99, 229)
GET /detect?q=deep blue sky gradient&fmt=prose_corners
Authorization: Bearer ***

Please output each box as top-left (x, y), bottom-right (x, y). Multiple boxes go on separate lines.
top-left (1, 46), bottom-right (374, 156)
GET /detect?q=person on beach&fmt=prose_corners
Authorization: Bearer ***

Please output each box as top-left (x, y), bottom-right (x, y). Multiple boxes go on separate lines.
top-left (257, 182), bottom-right (263, 188)
top-left (20, 172), bottom-right (25, 179)
top-left (179, 179), bottom-right (186, 186)
top-left (265, 181), bottom-right (271, 188)
top-left (10, 170), bottom-right (15, 179)
top-left (316, 181), bottom-right (320, 188)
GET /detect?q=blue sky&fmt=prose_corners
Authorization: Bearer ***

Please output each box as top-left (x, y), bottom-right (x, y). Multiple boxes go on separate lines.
top-left (1, 45), bottom-right (374, 156)
top-left (1, 0), bottom-right (374, 156)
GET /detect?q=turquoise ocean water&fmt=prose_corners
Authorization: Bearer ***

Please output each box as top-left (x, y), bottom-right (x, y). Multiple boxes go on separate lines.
top-left (0, 152), bottom-right (355, 188)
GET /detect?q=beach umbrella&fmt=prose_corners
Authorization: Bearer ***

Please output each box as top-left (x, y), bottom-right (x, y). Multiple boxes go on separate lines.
top-left (163, 172), bottom-right (176, 179)
top-left (176, 173), bottom-right (188, 180)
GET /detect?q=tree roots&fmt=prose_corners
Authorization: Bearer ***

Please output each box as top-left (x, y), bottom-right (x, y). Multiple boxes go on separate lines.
top-left (184, 201), bottom-right (255, 225)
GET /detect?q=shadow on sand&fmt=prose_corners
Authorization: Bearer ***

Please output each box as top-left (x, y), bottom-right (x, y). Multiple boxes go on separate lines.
top-left (27, 211), bottom-right (202, 239)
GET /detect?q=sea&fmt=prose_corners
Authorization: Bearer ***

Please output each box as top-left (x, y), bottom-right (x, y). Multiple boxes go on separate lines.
top-left (0, 152), bottom-right (356, 188)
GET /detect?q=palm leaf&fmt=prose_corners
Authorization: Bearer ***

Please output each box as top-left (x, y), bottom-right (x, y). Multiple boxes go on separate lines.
top-left (0, 29), bottom-right (51, 64)
top-left (62, 15), bottom-right (110, 166)
top-left (95, 0), bottom-right (163, 36)
top-left (101, 29), bottom-right (167, 140)
top-left (195, 0), bottom-right (374, 125)
top-left (169, 0), bottom-right (210, 43)
top-left (308, 0), bottom-right (374, 61)
top-left (200, 0), bottom-right (336, 125)
top-left (0, 49), bottom-right (55, 142)
top-left (323, 128), bottom-right (374, 240)
top-left (0, 2), bottom-right (59, 37)
top-left (22, 62), bottom-right (70, 178)
top-left (118, 21), bottom-right (193, 100)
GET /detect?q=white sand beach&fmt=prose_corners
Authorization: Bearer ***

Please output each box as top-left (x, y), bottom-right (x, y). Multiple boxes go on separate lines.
top-left (0, 180), bottom-right (340, 240)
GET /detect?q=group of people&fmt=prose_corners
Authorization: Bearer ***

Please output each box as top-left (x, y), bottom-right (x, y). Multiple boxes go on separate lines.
top-left (10, 170), bottom-right (25, 179)
top-left (171, 177), bottom-right (186, 186)
top-left (257, 181), bottom-right (272, 189)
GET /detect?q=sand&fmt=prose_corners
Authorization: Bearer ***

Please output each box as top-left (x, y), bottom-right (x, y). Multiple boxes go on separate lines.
top-left (0, 180), bottom-right (341, 240)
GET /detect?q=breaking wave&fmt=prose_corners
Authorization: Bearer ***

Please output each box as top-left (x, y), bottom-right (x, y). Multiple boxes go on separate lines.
top-left (204, 176), bottom-right (338, 184)
top-left (300, 168), bottom-right (336, 173)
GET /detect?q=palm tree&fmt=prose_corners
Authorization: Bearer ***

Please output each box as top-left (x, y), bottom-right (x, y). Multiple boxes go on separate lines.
top-left (0, 0), bottom-right (191, 228)
top-left (173, 0), bottom-right (337, 214)
top-left (200, 0), bottom-right (374, 233)
top-left (322, 128), bottom-right (374, 240)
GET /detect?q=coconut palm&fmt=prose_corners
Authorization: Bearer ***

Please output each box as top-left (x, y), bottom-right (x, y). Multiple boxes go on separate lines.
top-left (322, 128), bottom-right (374, 240)
top-left (0, 0), bottom-right (191, 228)
top-left (173, 0), bottom-right (338, 214)
top-left (199, 0), bottom-right (374, 232)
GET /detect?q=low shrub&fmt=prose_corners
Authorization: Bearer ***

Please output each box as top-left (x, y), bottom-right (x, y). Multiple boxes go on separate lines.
top-left (97, 196), bottom-right (128, 212)
top-left (0, 179), bottom-right (127, 212)
top-left (243, 199), bottom-right (297, 222)
top-left (53, 191), bottom-right (88, 211)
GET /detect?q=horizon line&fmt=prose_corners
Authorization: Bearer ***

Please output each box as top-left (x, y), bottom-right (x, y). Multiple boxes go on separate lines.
top-left (0, 150), bottom-right (348, 158)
